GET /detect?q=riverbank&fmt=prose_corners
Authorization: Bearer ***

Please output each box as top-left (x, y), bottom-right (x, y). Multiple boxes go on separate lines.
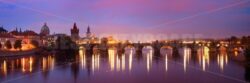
top-left (0, 49), bottom-right (41, 57)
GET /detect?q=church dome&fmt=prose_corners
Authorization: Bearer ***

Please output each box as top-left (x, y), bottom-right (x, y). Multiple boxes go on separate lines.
top-left (40, 23), bottom-right (50, 36)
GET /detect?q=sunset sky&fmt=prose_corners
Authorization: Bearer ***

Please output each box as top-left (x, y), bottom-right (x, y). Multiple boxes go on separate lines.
top-left (0, 0), bottom-right (250, 38)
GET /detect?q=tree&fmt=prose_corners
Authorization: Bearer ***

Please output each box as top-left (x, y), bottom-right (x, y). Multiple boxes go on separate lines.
top-left (64, 36), bottom-right (74, 49)
top-left (31, 40), bottom-right (39, 48)
top-left (5, 40), bottom-right (12, 49)
top-left (14, 40), bottom-right (22, 50)
top-left (245, 46), bottom-right (250, 62)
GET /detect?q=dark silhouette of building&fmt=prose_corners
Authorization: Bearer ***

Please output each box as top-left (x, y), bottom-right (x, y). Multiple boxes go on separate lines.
top-left (71, 23), bottom-right (80, 41)
top-left (86, 26), bottom-right (91, 38)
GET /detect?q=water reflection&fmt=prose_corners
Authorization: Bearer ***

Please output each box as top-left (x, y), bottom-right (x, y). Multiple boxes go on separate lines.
top-left (165, 56), bottom-right (168, 72)
top-left (197, 46), bottom-right (210, 71)
top-left (92, 54), bottom-right (100, 73)
top-left (42, 55), bottom-right (55, 71)
top-left (116, 56), bottom-right (120, 71)
top-left (217, 52), bottom-right (228, 71)
top-left (129, 50), bottom-right (133, 71)
top-left (0, 46), bottom-right (247, 82)
top-left (122, 54), bottom-right (125, 71)
top-left (0, 55), bottom-right (55, 78)
top-left (1, 60), bottom-right (7, 76)
top-left (142, 46), bottom-right (153, 72)
top-left (179, 47), bottom-right (191, 72)
top-left (108, 48), bottom-right (116, 71)
top-left (79, 48), bottom-right (86, 69)
top-left (21, 57), bottom-right (34, 73)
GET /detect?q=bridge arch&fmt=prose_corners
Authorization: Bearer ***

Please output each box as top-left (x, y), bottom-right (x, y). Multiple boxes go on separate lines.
top-left (160, 46), bottom-right (173, 56)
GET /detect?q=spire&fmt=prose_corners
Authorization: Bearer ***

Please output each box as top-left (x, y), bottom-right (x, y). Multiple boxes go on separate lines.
top-left (73, 22), bottom-right (77, 29)
top-left (71, 22), bottom-right (79, 35)
top-left (16, 27), bottom-right (18, 31)
top-left (87, 26), bottom-right (90, 34)
top-left (19, 28), bottom-right (22, 33)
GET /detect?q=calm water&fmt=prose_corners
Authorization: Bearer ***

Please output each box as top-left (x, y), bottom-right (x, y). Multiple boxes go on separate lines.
top-left (0, 47), bottom-right (249, 83)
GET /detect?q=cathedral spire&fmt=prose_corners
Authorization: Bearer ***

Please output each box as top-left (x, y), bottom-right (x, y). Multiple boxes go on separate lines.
top-left (87, 26), bottom-right (90, 34)
top-left (86, 26), bottom-right (91, 38)
top-left (19, 28), bottom-right (22, 33)
top-left (73, 22), bottom-right (77, 29)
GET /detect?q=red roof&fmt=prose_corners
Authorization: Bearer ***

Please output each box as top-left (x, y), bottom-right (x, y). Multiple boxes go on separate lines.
top-left (9, 30), bottom-right (39, 36)
top-left (0, 33), bottom-right (15, 38)
top-left (22, 30), bottom-right (39, 36)
top-left (9, 30), bottom-right (19, 35)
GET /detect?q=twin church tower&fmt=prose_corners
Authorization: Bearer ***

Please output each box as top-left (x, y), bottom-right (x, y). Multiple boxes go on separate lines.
top-left (70, 23), bottom-right (92, 41)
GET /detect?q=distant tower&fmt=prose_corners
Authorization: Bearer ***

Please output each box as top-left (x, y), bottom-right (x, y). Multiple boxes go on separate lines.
top-left (71, 23), bottom-right (80, 41)
top-left (40, 23), bottom-right (50, 36)
top-left (19, 28), bottom-right (22, 33)
top-left (86, 26), bottom-right (91, 38)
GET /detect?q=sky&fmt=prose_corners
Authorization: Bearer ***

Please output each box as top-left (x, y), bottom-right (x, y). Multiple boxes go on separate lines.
top-left (0, 0), bottom-right (250, 39)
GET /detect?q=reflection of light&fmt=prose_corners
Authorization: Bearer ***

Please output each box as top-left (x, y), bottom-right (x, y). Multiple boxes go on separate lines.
top-left (147, 54), bottom-right (150, 72)
top-left (184, 54), bottom-right (187, 72)
top-left (91, 54), bottom-right (100, 73)
top-left (183, 47), bottom-right (191, 72)
top-left (79, 49), bottom-right (86, 69)
top-left (93, 54), bottom-right (100, 71)
top-left (92, 55), bottom-right (95, 73)
top-left (2, 60), bottom-right (7, 76)
top-left (217, 53), bottom-right (228, 71)
top-left (165, 56), bottom-right (168, 72)
top-left (42, 55), bottom-right (55, 71)
top-left (145, 49), bottom-right (153, 73)
top-left (197, 46), bottom-right (210, 71)
top-left (48, 55), bottom-right (55, 70)
top-left (97, 54), bottom-right (100, 70)
top-left (202, 56), bottom-right (206, 71)
top-left (20, 57), bottom-right (34, 73)
top-left (108, 49), bottom-right (115, 71)
top-left (122, 54), bottom-right (125, 71)
top-left (116, 56), bottom-right (120, 71)
top-left (129, 50), bottom-right (133, 71)
top-left (42, 57), bottom-right (47, 71)
top-left (202, 47), bottom-right (210, 71)
top-left (225, 55), bottom-right (228, 64)
top-left (29, 57), bottom-right (33, 72)
top-left (21, 58), bottom-right (25, 72)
